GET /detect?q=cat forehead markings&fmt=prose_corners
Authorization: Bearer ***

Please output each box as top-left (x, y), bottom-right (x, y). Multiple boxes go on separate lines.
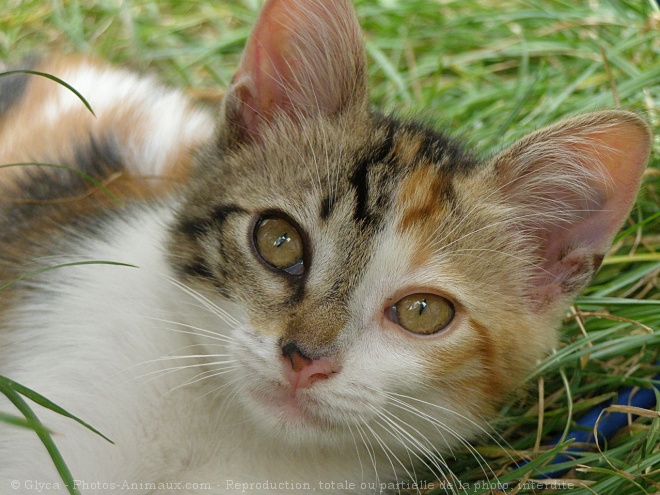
top-left (394, 174), bottom-right (444, 270)
top-left (396, 164), bottom-right (452, 229)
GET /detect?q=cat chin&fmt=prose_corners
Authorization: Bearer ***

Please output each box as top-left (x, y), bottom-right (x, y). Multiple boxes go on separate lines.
top-left (231, 373), bottom-right (371, 449)
top-left (241, 383), bottom-right (343, 430)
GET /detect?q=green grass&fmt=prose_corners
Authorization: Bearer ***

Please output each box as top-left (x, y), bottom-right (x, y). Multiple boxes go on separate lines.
top-left (0, 375), bottom-right (115, 495)
top-left (2, 1), bottom-right (659, 494)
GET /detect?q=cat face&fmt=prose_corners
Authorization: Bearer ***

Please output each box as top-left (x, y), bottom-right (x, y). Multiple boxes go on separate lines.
top-left (168, 0), bottom-right (650, 449)
top-left (170, 116), bottom-right (517, 443)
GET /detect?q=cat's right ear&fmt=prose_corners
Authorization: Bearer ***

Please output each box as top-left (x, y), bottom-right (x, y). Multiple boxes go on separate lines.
top-left (491, 110), bottom-right (651, 316)
top-left (217, 0), bottom-right (368, 147)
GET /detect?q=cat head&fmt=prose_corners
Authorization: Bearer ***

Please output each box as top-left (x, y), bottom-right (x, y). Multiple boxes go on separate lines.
top-left (168, 0), bottom-right (650, 453)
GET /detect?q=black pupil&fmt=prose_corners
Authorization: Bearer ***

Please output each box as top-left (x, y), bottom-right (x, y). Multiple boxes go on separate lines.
top-left (418, 299), bottom-right (427, 316)
top-left (274, 232), bottom-right (289, 248)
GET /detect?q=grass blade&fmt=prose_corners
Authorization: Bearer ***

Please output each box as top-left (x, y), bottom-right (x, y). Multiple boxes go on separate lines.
top-left (1, 376), bottom-right (113, 444)
top-left (0, 261), bottom-right (137, 292)
top-left (0, 411), bottom-right (52, 435)
top-left (0, 380), bottom-right (80, 495)
top-left (0, 70), bottom-right (95, 117)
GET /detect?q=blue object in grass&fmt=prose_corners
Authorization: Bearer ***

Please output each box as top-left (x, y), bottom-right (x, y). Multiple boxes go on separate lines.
top-left (523, 368), bottom-right (660, 479)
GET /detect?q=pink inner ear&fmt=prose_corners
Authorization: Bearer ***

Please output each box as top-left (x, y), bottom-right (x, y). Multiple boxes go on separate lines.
top-left (494, 111), bottom-right (651, 311)
top-left (232, 0), bottom-right (295, 129)
top-left (559, 121), bottom-right (650, 254)
top-left (227, 0), bottom-right (367, 142)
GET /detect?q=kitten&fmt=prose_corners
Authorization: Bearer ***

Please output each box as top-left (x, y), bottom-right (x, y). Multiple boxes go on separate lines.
top-left (0, 0), bottom-right (651, 493)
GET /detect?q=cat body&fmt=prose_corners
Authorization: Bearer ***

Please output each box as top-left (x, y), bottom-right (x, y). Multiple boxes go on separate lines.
top-left (0, 0), bottom-right (651, 493)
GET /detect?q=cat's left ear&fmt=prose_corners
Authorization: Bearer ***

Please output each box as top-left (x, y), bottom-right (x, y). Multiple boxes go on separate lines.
top-left (492, 110), bottom-right (651, 313)
top-left (218, 0), bottom-right (368, 146)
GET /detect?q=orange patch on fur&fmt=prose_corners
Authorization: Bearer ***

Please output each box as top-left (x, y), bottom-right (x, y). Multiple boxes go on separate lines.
top-left (423, 316), bottom-right (506, 407)
top-left (0, 55), bottom-right (211, 200)
top-left (396, 165), bottom-right (450, 265)
top-left (392, 131), bottom-right (425, 166)
top-left (468, 317), bottom-right (506, 400)
top-left (397, 165), bottom-right (449, 231)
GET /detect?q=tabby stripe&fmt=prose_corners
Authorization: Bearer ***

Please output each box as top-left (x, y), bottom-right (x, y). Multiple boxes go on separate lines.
top-left (416, 126), bottom-right (479, 175)
top-left (178, 204), bottom-right (246, 238)
top-left (181, 258), bottom-right (233, 298)
top-left (12, 134), bottom-right (123, 203)
top-left (350, 121), bottom-right (395, 225)
top-left (319, 195), bottom-right (332, 221)
top-left (72, 135), bottom-right (124, 179)
top-left (183, 258), bottom-right (214, 279)
top-left (287, 276), bottom-right (307, 306)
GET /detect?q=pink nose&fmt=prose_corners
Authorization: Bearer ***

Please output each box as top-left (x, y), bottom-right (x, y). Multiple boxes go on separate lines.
top-left (281, 343), bottom-right (336, 390)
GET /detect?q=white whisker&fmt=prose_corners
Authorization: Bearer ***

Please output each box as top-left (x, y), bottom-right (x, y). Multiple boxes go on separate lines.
top-left (167, 366), bottom-right (242, 395)
top-left (346, 423), bottom-right (366, 483)
top-left (359, 414), bottom-right (407, 491)
top-left (375, 406), bottom-right (463, 495)
top-left (385, 392), bottom-right (516, 486)
top-left (164, 275), bottom-right (242, 327)
top-left (137, 316), bottom-right (236, 343)
top-left (134, 359), bottom-right (239, 382)
top-left (353, 420), bottom-right (381, 484)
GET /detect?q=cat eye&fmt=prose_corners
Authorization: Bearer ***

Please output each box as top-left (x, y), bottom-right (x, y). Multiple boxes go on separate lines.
top-left (389, 293), bottom-right (454, 335)
top-left (253, 215), bottom-right (305, 275)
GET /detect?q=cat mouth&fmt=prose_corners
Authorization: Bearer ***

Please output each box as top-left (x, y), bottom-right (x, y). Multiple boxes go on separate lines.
top-left (249, 383), bottom-right (341, 429)
top-left (255, 384), bottom-right (320, 416)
